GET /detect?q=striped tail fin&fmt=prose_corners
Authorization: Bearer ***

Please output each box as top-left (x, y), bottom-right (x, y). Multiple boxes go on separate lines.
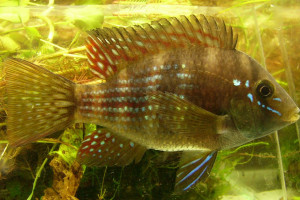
top-left (4, 58), bottom-right (76, 147)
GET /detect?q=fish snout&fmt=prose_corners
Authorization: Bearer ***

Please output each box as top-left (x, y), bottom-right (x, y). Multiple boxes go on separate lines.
top-left (288, 107), bottom-right (300, 123)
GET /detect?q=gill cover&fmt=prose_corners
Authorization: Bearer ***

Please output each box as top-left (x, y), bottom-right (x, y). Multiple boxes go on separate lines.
top-left (229, 56), bottom-right (299, 139)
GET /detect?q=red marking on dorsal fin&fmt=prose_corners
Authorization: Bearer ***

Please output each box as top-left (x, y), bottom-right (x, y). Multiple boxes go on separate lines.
top-left (77, 128), bottom-right (147, 167)
top-left (86, 15), bottom-right (238, 79)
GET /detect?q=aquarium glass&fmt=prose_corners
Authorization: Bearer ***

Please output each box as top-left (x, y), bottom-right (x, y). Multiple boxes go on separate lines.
top-left (0, 0), bottom-right (299, 200)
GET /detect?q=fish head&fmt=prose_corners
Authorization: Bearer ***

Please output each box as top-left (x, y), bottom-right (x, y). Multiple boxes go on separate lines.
top-left (229, 54), bottom-right (299, 139)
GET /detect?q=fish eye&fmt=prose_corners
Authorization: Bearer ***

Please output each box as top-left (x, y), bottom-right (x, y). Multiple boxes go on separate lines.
top-left (256, 80), bottom-right (274, 98)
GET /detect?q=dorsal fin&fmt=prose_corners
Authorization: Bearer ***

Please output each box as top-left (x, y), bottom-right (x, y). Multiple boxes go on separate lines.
top-left (86, 14), bottom-right (238, 79)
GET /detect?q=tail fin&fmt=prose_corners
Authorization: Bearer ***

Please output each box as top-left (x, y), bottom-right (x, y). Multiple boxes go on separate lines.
top-left (5, 58), bottom-right (76, 147)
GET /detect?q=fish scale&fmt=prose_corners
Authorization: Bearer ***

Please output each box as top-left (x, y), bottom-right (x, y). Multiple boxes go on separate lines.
top-left (75, 48), bottom-right (242, 152)
top-left (5, 15), bottom-right (299, 192)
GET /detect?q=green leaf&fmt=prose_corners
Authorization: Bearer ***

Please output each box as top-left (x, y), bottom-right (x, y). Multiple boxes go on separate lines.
top-left (0, 0), bottom-right (30, 23)
top-left (0, 35), bottom-right (20, 51)
top-left (0, 0), bottom-right (29, 6)
top-left (21, 50), bottom-right (39, 58)
top-left (40, 44), bottom-right (55, 54)
top-left (66, 6), bottom-right (104, 31)
top-left (25, 27), bottom-right (42, 40)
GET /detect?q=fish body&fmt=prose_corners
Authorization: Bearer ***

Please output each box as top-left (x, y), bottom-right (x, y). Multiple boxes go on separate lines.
top-left (75, 47), bottom-right (249, 151)
top-left (4, 15), bottom-right (299, 191)
top-left (76, 45), bottom-right (298, 151)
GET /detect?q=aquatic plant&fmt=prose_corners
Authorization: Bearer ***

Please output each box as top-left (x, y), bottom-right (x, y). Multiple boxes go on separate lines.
top-left (0, 0), bottom-right (299, 199)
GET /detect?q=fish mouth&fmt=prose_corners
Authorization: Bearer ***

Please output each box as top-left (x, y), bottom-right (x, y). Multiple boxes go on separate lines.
top-left (287, 107), bottom-right (300, 123)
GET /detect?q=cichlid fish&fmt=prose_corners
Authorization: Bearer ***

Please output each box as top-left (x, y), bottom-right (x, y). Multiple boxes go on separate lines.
top-left (4, 15), bottom-right (299, 191)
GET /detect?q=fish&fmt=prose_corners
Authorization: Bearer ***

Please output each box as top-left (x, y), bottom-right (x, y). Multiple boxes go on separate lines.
top-left (4, 15), bottom-right (299, 192)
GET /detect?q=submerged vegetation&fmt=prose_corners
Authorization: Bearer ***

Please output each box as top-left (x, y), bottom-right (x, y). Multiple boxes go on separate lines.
top-left (0, 0), bottom-right (300, 199)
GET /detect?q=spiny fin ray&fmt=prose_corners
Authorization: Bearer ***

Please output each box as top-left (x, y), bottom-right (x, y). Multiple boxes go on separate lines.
top-left (86, 14), bottom-right (238, 79)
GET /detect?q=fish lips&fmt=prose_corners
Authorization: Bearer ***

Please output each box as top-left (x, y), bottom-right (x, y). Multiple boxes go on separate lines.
top-left (284, 107), bottom-right (300, 123)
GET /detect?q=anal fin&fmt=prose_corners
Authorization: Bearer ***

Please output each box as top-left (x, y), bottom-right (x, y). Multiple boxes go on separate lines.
top-left (175, 151), bottom-right (218, 192)
top-left (77, 128), bottom-right (147, 167)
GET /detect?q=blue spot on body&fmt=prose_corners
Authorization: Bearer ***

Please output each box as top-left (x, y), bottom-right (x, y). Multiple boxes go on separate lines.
top-left (257, 101), bottom-right (261, 106)
top-left (245, 80), bottom-right (250, 88)
top-left (273, 98), bottom-right (282, 102)
top-left (233, 79), bottom-right (241, 86)
top-left (267, 106), bottom-right (282, 116)
top-left (247, 93), bottom-right (254, 102)
top-left (130, 142), bottom-right (134, 147)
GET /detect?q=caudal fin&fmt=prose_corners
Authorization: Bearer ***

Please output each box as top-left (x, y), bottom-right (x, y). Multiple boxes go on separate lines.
top-left (5, 58), bottom-right (76, 147)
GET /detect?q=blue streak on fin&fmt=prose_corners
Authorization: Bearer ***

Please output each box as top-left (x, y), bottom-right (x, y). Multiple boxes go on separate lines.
top-left (77, 128), bottom-right (147, 167)
top-left (175, 151), bottom-right (218, 192)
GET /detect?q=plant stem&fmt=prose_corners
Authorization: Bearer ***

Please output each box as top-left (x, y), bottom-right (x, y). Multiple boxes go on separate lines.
top-left (98, 166), bottom-right (108, 199)
top-left (0, 143), bottom-right (8, 161)
top-left (27, 143), bottom-right (58, 200)
top-left (34, 46), bottom-right (86, 61)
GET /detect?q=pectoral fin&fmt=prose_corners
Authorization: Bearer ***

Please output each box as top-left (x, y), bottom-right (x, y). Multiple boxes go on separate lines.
top-left (77, 128), bottom-right (147, 167)
top-left (148, 92), bottom-right (223, 136)
top-left (175, 151), bottom-right (218, 192)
